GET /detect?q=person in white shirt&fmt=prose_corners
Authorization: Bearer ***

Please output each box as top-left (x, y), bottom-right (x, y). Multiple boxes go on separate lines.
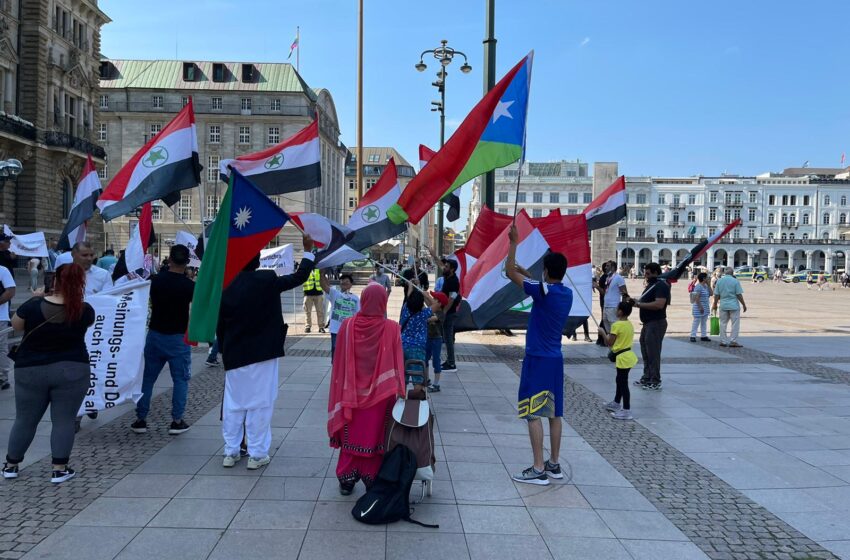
top-left (70, 242), bottom-right (110, 295)
top-left (602, 261), bottom-right (629, 335)
top-left (0, 264), bottom-right (16, 390)
top-left (320, 270), bottom-right (360, 359)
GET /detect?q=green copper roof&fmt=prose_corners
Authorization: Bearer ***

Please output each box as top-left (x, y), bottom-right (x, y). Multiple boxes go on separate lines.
top-left (100, 60), bottom-right (316, 99)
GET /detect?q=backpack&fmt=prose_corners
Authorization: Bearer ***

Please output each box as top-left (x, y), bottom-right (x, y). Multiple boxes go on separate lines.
top-left (351, 444), bottom-right (438, 528)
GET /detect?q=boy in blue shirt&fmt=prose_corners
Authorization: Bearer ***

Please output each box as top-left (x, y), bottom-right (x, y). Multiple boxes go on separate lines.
top-left (505, 225), bottom-right (573, 486)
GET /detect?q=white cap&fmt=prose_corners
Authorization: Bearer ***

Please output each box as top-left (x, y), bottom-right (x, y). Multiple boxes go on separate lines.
top-left (55, 251), bottom-right (74, 269)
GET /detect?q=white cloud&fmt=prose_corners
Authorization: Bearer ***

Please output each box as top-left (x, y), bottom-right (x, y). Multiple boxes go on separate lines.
top-left (579, 37), bottom-right (591, 48)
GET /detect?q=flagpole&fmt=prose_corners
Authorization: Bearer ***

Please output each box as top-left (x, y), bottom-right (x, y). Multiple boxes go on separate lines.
top-left (563, 269), bottom-right (601, 330)
top-left (369, 258), bottom-right (426, 294)
top-left (169, 206), bottom-right (200, 237)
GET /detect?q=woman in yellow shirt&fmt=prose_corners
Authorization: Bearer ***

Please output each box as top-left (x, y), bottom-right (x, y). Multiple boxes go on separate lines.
top-left (598, 302), bottom-right (639, 420)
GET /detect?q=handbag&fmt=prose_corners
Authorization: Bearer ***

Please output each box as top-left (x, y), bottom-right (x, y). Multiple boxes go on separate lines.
top-left (710, 313), bottom-right (720, 336)
top-left (8, 311), bottom-right (60, 362)
top-left (607, 348), bottom-right (629, 363)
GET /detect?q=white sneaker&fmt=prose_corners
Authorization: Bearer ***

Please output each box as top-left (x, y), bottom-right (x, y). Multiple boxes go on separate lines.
top-left (247, 456), bottom-right (271, 470)
top-left (605, 401), bottom-right (621, 412)
top-left (222, 454), bottom-right (241, 468)
top-left (611, 409), bottom-right (634, 420)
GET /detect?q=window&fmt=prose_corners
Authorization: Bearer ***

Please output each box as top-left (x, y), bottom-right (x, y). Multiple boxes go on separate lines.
top-left (724, 209), bottom-right (732, 222)
top-left (748, 229), bottom-right (756, 240)
top-left (348, 197), bottom-right (356, 209)
top-left (270, 99), bottom-right (281, 111)
top-left (618, 228), bottom-right (626, 239)
top-left (790, 195), bottom-right (797, 205)
top-left (782, 195), bottom-right (788, 206)
top-left (212, 63), bottom-right (226, 82)
top-left (635, 228), bottom-right (645, 238)
top-left (673, 195), bottom-right (681, 205)
top-left (789, 214), bottom-right (796, 225)
top-left (567, 193), bottom-right (578, 204)
top-left (238, 126), bottom-right (251, 144)
top-left (767, 233), bottom-right (774, 240)
top-left (781, 213), bottom-right (788, 225)
top-left (823, 213), bottom-right (830, 225)
top-left (498, 209), bottom-right (509, 215)
top-left (178, 194), bottom-right (192, 221)
top-left (97, 123), bottom-right (107, 142)
top-left (688, 194), bottom-right (696, 205)
top-left (672, 232), bottom-right (679, 239)
top-left (209, 125), bottom-right (221, 143)
top-left (768, 213), bottom-right (775, 225)
top-left (825, 195), bottom-right (831, 206)
top-left (267, 127), bottom-right (280, 145)
top-left (241, 64), bottom-right (256, 83)
top-left (182, 96), bottom-right (190, 107)
top-left (658, 195), bottom-right (665, 204)
top-left (183, 62), bottom-right (197, 82)
top-left (365, 178), bottom-right (377, 190)
top-left (567, 209), bottom-right (578, 215)
top-left (635, 210), bottom-right (646, 222)
top-left (823, 232), bottom-right (830, 240)
top-left (781, 233), bottom-right (787, 240)
top-left (152, 95), bottom-right (163, 109)
top-left (99, 95), bottom-right (108, 109)
top-left (151, 205), bottom-right (162, 221)
top-left (656, 211), bottom-right (665, 222)
top-left (211, 97), bottom-right (223, 110)
top-left (734, 193), bottom-right (742, 205)
top-left (149, 123), bottom-right (162, 140)
top-left (709, 208), bottom-right (717, 221)
top-left (802, 213), bottom-right (810, 225)
top-left (498, 192), bottom-right (508, 203)
top-left (550, 192), bottom-right (559, 203)
top-left (97, 164), bottom-right (107, 180)
top-left (656, 229), bottom-right (664, 240)
top-left (348, 179), bottom-right (356, 191)
top-left (241, 98), bottom-right (252, 111)
top-left (749, 192), bottom-right (757, 203)
top-left (748, 208), bottom-right (756, 221)
top-left (672, 212), bottom-right (679, 223)
top-left (203, 195), bottom-right (220, 220)
top-left (733, 208), bottom-right (741, 220)
top-left (687, 211), bottom-right (696, 223)
top-left (583, 193), bottom-right (592, 204)
top-left (841, 196), bottom-right (847, 206)
top-left (768, 195), bottom-right (776, 205)
top-left (789, 233), bottom-right (795, 240)
top-left (841, 213), bottom-right (847, 225)
top-left (802, 233), bottom-right (809, 240)
top-left (517, 192), bottom-right (526, 203)
top-left (709, 192), bottom-right (718, 203)
top-left (636, 193), bottom-right (646, 204)
top-left (532, 209), bottom-right (542, 218)
top-left (532, 192), bottom-right (542, 203)
top-left (803, 195), bottom-right (810, 205)
top-left (207, 155), bottom-right (220, 182)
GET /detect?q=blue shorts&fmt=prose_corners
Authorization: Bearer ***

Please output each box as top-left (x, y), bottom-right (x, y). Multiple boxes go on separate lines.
top-left (517, 354), bottom-right (564, 419)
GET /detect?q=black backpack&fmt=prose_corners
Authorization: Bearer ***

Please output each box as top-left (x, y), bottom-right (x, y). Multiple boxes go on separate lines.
top-left (351, 444), bottom-right (438, 528)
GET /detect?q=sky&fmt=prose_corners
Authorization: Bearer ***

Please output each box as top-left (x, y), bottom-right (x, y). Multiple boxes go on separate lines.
top-left (100, 0), bottom-right (850, 229)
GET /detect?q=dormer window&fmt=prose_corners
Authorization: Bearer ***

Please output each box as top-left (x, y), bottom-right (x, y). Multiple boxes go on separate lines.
top-left (183, 62), bottom-right (197, 82)
top-left (242, 64), bottom-right (255, 83)
top-left (99, 61), bottom-right (114, 79)
top-left (212, 63), bottom-right (226, 83)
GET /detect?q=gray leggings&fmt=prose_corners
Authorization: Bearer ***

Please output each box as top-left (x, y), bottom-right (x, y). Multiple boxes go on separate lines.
top-left (6, 361), bottom-right (90, 465)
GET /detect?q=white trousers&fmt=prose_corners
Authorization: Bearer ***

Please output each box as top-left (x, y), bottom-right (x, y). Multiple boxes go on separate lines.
top-left (602, 307), bottom-right (618, 334)
top-left (690, 315), bottom-right (708, 338)
top-left (719, 309), bottom-right (740, 344)
top-left (222, 359), bottom-right (279, 459)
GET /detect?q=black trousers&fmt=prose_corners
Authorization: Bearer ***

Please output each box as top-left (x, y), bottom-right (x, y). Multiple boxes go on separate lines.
top-left (615, 367), bottom-right (631, 409)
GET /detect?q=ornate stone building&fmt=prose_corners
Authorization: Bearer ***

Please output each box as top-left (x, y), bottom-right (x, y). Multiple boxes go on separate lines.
top-left (98, 60), bottom-right (347, 254)
top-left (0, 0), bottom-right (109, 238)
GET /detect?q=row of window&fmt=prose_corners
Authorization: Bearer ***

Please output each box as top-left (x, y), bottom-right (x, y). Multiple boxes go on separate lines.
top-left (618, 228), bottom-right (840, 242)
top-left (99, 95), bottom-right (284, 113)
top-left (98, 122), bottom-right (283, 146)
top-left (498, 192), bottom-right (594, 204)
top-left (767, 213), bottom-right (848, 226)
top-left (53, 4), bottom-right (89, 50)
top-left (493, 208), bottom-right (581, 217)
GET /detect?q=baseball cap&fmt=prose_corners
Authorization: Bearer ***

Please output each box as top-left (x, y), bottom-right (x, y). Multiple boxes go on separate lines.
top-left (55, 252), bottom-right (74, 269)
top-left (0, 233), bottom-right (12, 242)
top-left (430, 291), bottom-right (449, 307)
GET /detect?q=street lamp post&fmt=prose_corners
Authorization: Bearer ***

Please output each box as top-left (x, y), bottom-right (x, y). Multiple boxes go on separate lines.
top-left (0, 159), bottom-right (23, 187)
top-left (415, 40), bottom-right (471, 258)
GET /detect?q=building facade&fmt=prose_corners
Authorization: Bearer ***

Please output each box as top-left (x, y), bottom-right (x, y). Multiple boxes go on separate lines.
top-left (99, 59), bottom-right (346, 254)
top-left (345, 147), bottom-right (434, 257)
top-left (490, 160), bottom-right (594, 218)
top-left (0, 0), bottom-right (109, 238)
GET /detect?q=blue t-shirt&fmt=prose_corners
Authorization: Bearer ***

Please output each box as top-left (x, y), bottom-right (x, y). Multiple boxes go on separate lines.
top-left (523, 280), bottom-right (573, 358)
top-left (400, 306), bottom-right (433, 350)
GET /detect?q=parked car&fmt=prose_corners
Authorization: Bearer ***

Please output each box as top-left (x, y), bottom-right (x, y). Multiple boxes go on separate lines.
top-left (783, 269), bottom-right (832, 283)
top-left (733, 266), bottom-right (769, 282)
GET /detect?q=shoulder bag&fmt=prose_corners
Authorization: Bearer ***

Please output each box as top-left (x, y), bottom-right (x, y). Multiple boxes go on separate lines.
top-left (8, 309), bottom-right (61, 362)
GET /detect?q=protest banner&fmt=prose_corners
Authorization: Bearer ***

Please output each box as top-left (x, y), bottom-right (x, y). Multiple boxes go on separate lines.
top-left (175, 230), bottom-right (202, 268)
top-left (259, 244), bottom-right (294, 275)
top-left (3, 226), bottom-right (48, 257)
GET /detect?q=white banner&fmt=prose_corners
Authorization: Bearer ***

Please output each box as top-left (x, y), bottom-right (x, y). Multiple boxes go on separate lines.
top-left (174, 230), bottom-right (202, 268)
top-left (259, 244), bottom-right (294, 276)
top-left (3, 226), bottom-right (47, 257)
top-left (78, 280), bottom-right (150, 415)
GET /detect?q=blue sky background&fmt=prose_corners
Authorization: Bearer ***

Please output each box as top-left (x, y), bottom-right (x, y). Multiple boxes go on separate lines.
top-left (100, 0), bottom-right (850, 228)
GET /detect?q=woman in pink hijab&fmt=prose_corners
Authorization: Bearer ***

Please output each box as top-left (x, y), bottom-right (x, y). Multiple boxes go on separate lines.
top-left (327, 282), bottom-right (405, 495)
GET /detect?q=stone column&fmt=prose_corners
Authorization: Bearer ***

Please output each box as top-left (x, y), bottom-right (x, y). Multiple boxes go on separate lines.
top-left (727, 252), bottom-right (734, 268)
top-left (825, 252), bottom-right (833, 273)
top-left (768, 250), bottom-right (775, 271)
top-left (707, 251), bottom-right (715, 270)
top-left (616, 250), bottom-right (623, 271)
top-left (747, 253), bottom-right (754, 266)
top-left (788, 253), bottom-right (796, 271)
top-left (806, 251), bottom-right (813, 269)
top-left (590, 162), bottom-right (619, 267)
top-left (651, 249), bottom-right (659, 264)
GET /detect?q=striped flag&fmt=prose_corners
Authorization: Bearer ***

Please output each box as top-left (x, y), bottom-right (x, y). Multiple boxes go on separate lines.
top-left (220, 120), bottom-right (321, 195)
top-left (661, 218), bottom-right (742, 282)
top-left (58, 154), bottom-right (101, 250)
top-left (97, 100), bottom-right (201, 221)
top-left (582, 176), bottom-right (627, 231)
top-left (289, 212), bottom-right (354, 255)
top-left (288, 31), bottom-right (299, 60)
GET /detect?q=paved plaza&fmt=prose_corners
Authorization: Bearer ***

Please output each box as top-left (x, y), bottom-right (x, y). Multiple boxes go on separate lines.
top-left (2, 280), bottom-right (850, 559)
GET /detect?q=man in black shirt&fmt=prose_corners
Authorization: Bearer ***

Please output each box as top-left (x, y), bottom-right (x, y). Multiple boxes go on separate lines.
top-left (131, 245), bottom-right (195, 435)
top-left (628, 262), bottom-right (670, 390)
top-left (440, 259), bottom-right (461, 373)
top-left (0, 233), bottom-right (15, 275)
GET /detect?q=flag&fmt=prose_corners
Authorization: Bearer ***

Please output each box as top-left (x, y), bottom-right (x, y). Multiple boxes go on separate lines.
top-left (290, 212), bottom-right (353, 258)
top-left (58, 155), bottom-right (101, 251)
top-left (419, 144), bottom-right (461, 222)
top-left (661, 218), bottom-right (742, 283)
top-left (188, 170), bottom-right (291, 342)
top-left (582, 176), bottom-right (627, 231)
top-left (97, 100), bottom-right (201, 221)
top-left (461, 212), bottom-right (549, 328)
top-left (124, 203), bottom-right (155, 274)
top-left (388, 52), bottom-right (533, 225)
top-left (842, 153), bottom-right (846, 166)
top-left (220, 120), bottom-right (321, 195)
top-left (288, 30), bottom-right (299, 60)
top-left (3, 226), bottom-right (48, 257)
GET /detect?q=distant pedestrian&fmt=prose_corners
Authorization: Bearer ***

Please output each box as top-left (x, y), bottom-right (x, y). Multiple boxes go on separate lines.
top-left (131, 245), bottom-right (195, 436)
top-left (97, 249), bottom-right (118, 273)
top-left (712, 266), bottom-right (747, 348)
top-left (217, 236), bottom-right (315, 470)
top-left (0, 261), bottom-right (15, 391)
top-left (3, 262), bottom-right (93, 483)
top-left (426, 291), bottom-right (448, 393)
top-left (690, 272), bottom-right (711, 342)
top-left (369, 264), bottom-right (392, 297)
top-left (602, 261), bottom-right (629, 335)
top-left (630, 262), bottom-right (670, 390)
top-left (27, 257), bottom-right (40, 292)
top-left (600, 302), bottom-right (638, 420)
top-left (817, 273), bottom-right (831, 291)
top-left (302, 268), bottom-right (325, 333)
top-left (321, 271), bottom-right (360, 359)
top-left (439, 258), bottom-right (461, 373)
top-left (504, 225), bottom-right (573, 486)
top-left (806, 271), bottom-right (815, 290)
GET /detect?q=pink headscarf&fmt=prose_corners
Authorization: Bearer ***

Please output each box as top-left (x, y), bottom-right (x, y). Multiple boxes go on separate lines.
top-left (327, 282), bottom-right (405, 439)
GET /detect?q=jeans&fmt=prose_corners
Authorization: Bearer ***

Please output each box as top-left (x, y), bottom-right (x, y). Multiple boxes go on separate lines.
top-left (442, 313), bottom-right (457, 365)
top-left (207, 339), bottom-right (220, 362)
top-left (426, 337), bottom-right (443, 374)
top-left (719, 309), bottom-right (741, 344)
top-left (136, 330), bottom-right (192, 421)
top-left (690, 314), bottom-right (708, 338)
top-left (639, 319), bottom-right (667, 384)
